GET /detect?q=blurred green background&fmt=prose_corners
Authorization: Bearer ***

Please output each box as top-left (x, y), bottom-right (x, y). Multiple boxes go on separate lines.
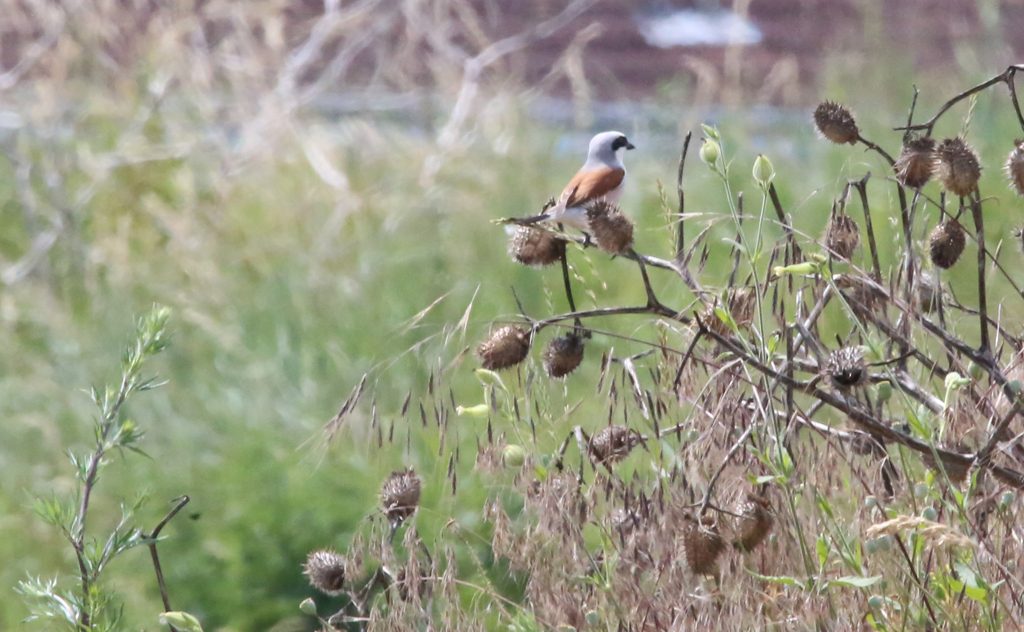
top-left (2, 1), bottom-right (1024, 629)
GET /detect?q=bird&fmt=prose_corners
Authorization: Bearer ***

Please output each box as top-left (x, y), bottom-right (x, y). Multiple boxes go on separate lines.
top-left (522, 130), bottom-right (635, 230)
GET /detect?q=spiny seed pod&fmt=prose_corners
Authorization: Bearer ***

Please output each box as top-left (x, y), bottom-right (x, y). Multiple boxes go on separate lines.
top-left (477, 325), bottom-right (530, 370)
top-left (825, 212), bottom-right (860, 260)
top-left (589, 425), bottom-right (644, 465)
top-left (826, 346), bottom-right (867, 389)
top-left (507, 226), bottom-right (566, 266)
top-left (381, 467), bottom-right (421, 527)
top-left (303, 549), bottom-right (347, 595)
top-left (733, 494), bottom-right (773, 552)
top-left (928, 219), bottom-right (966, 269)
top-left (543, 333), bottom-right (584, 378)
top-left (895, 136), bottom-right (936, 188)
top-left (935, 137), bottom-right (981, 197)
top-left (835, 275), bottom-right (886, 316)
top-left (704, 287), bottom-right (756, 335)
top-left (682, 514), bottom-right (726, 575)
top-left (586, 200), bottom-right (634, 255)
top-left (1006, 140), bottom-right (1024, 197)
top-left (813, 101), bottom-right (858, 145)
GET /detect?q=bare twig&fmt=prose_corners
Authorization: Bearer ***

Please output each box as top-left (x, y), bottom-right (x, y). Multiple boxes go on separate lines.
top-left (146, 496), bottom-right (191, 627)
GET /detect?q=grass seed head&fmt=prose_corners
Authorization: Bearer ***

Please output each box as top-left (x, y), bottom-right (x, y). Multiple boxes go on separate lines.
top-left (896, 136), bottom-right (936, 188)
top-left (586, 200), bottom-right (634, 254)
top-left (381, 467), bottom-right (421, 527)
top-left (508, 226), bottom-right (566, 266)
top-left (477, 325), bottom-right (530, 370)
top-left (928, 218), bottom-right (966, 269)
top-left (935, 137), bottom-right (981, 197)
top-left (825, 212), bottom-right (860, 260)
top-left (827, 346), bottom-right (867, 389)
top-left (1006, 140), bottom-right (1024, 197)
top-left (543, 333), bottom-right (585, 378)
top-left (814, 101), bottom-right (859, 145)
top-left (303, 549), bottom-right (347, 595)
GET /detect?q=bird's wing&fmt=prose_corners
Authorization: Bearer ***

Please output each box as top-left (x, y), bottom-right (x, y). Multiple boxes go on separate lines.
top-left (559, 166), bottom-right (625, 208)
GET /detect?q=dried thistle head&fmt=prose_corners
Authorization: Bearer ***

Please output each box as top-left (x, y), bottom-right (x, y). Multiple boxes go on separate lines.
top-left (543, 332), bottom-right (585, 378)
top-left (825, 212), bottom-right (860, 260)
top-left (826, 346), bottom-right (867, 389)
top-left (895, 136), bottom-right (936, 188)
top-left (1006, 140), bottom-right (1024, 197)
top-left (681, 513), bottom-right (726, 575)
top-left (813, 101), bottom-right (859, 145)
top-left (477, 325), bottom-right (530, 370)
top-left (836, 274), bottom-right (886, 316)
top-left (589, 425), bottom-right (644, 465)
top-left (381, 467), bottom-right (421, 527)
top-left (507, 225), bottom-right (566, 266)
top-left (585, 200), bottom-right (634, 254)
top-left (704, 287), bottom-right (756, 335)
top-left (935, 137), bottom-right (981, 197)
top-left (303, 549), bottom-right (347, 595)
top-left (734, 493), bottom-right (773, 552)
top-left (928, 218), bottom-right (966, 269)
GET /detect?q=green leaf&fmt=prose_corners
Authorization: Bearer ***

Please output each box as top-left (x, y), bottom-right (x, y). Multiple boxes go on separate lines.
top-left (749, 572), bottom-right (806, 589)
top-left (474, 368), bottom-right (507, 390)
top-left (159, 611), bottom-right (204, 632)
top-left (700, 123), bottom-right (720, 140)
top-left (456, 403), bottom-right (489, 417)
top-left (828, 575), bottom-right (882, 589)
top-left (816, 536), bottom-right (830, 569)
top-left (713, 306), bottom-right (735, 331)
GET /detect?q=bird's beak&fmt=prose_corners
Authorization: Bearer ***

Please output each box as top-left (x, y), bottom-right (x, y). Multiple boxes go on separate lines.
top-left (626, 142), bottom-right (636, 150)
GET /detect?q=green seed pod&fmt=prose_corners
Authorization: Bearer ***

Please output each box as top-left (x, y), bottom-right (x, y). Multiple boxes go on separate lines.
top-left (875, 382), bottom-right (893, 403)
top-left (999, 490), bottom-right (1015, 509)
top-left (913, 482), bottom-right (929, 499)
top-left (922, 506), bottom-right (938, 521)
top-left (299, 598), bottom-right (317, 616)
top-left (700, 138), bottom-right (721, 169)
top-left (502, 444), bottom-right (526, 468)
top-left (752, 154), bottom-right (775, 189)
top-left (867, 595), bottom-right (885, 610)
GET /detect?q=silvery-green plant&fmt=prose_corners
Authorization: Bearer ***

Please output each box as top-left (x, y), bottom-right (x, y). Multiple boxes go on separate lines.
top-left (16, 306), bottom-right (194, 631)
